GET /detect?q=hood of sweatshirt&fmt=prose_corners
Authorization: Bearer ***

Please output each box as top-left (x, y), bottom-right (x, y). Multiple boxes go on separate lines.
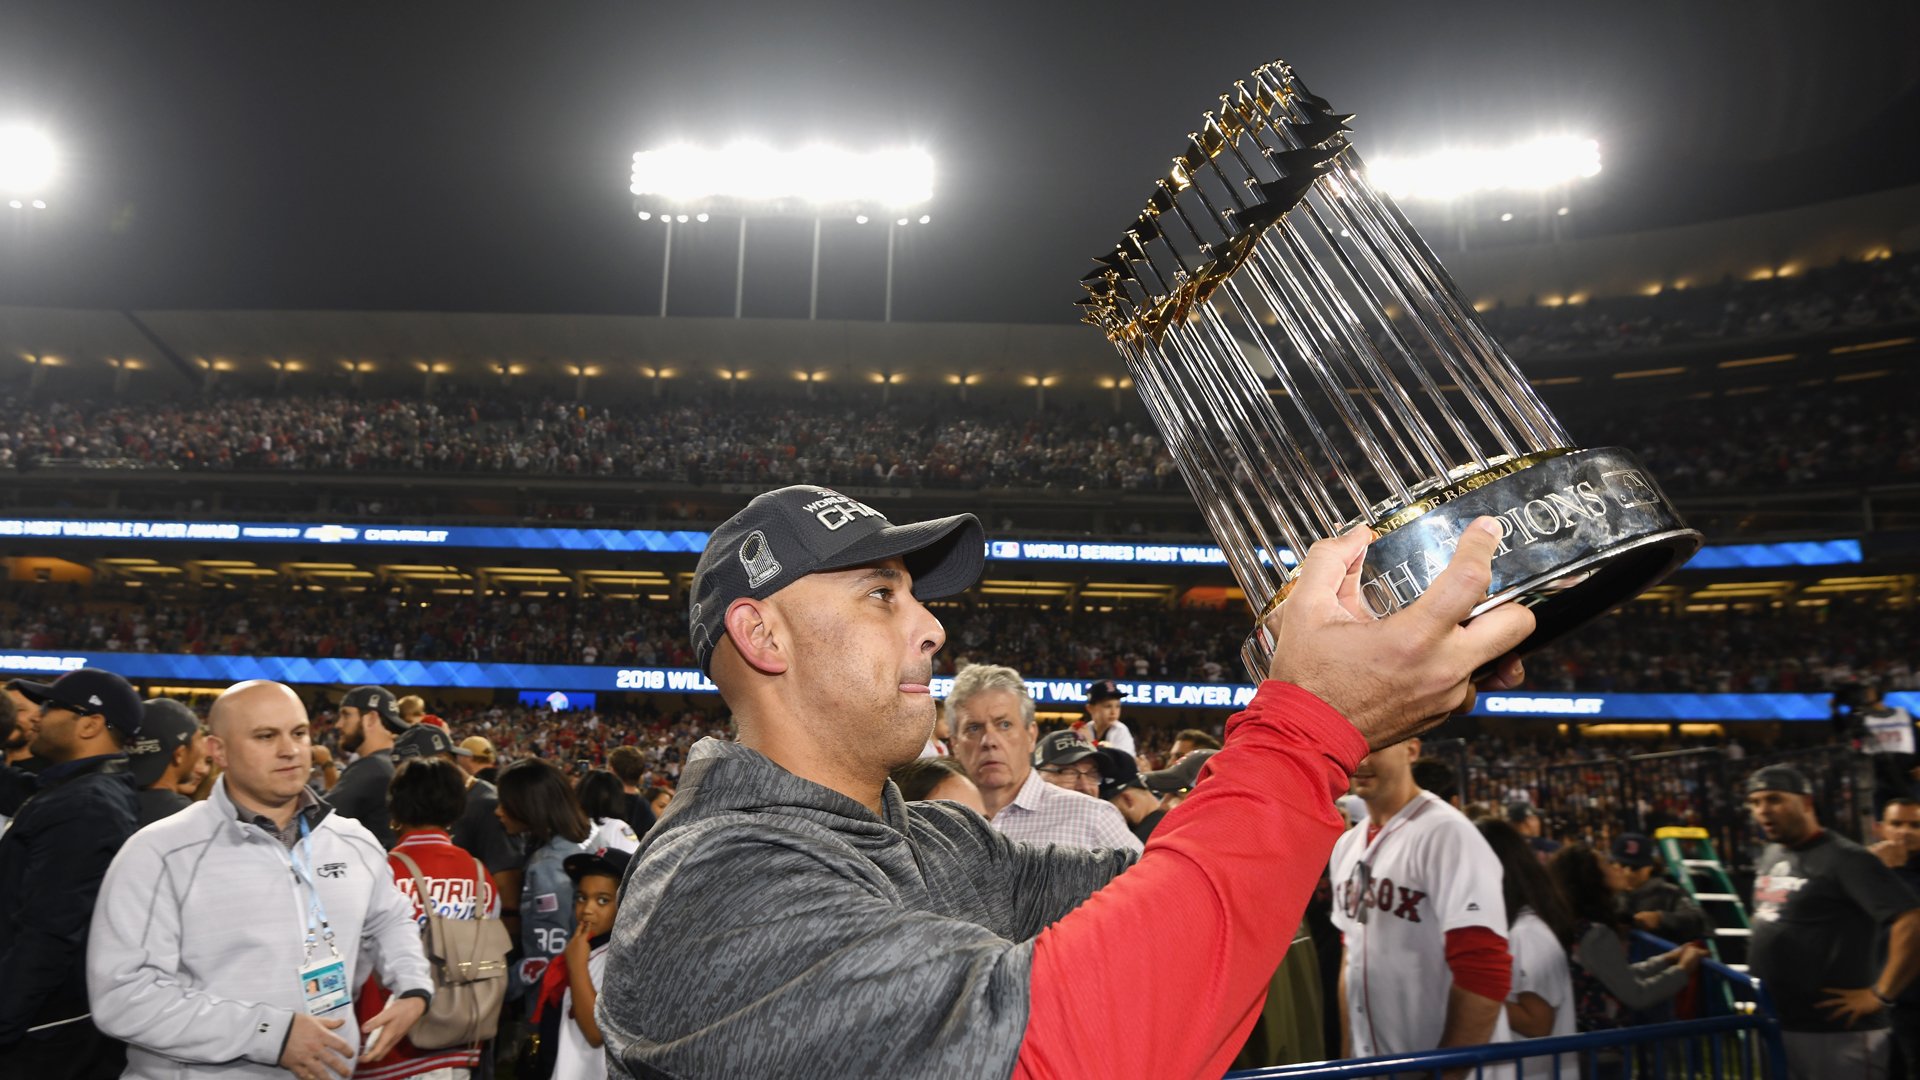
top-left (638, 737), bottom-right (910, 854)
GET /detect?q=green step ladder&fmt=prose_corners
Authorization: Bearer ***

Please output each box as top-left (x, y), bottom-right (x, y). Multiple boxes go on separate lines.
top-left (1655, 826), bottom-right (1754, 1014)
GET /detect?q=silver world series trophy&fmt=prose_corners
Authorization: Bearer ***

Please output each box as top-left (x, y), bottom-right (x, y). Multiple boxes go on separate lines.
top-left (1077, 60), bottom-right (1702, 681)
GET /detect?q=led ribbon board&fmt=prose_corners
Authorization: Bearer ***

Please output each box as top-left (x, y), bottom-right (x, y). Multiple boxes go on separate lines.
top-left (0, 649), bottom-right (1904, 719)
top-left (0, 517), bottom-right (1863, 570)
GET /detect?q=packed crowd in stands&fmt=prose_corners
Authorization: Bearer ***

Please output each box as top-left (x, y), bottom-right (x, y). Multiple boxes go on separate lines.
top-left (0, 394), bottom-right (1184, 493)
top-left (1580, 386), bottom-right (1920, 494)
top-left (7, 579), bottom-right (1915, 693)
top-left (0, 584), bottom-right (703, 669)
top-left (1477, 249), bottom-right (1920, 357)
top-left (2, 252), bottom-right (1916, 499)
top-left (5, 378), bottom-right (1918, 498)
top-left (1526, 600), bottom-right (1920, 693)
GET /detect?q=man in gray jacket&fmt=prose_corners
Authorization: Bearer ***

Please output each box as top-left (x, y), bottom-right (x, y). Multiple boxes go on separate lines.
top-left (87, 680), bottom-right (433, 1080)
top-left (598, 486), bottom-right (1532, 1079)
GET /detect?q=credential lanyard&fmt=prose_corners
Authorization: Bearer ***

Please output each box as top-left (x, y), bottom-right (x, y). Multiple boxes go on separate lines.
top-left (290, 816), bottom-right (339, 962)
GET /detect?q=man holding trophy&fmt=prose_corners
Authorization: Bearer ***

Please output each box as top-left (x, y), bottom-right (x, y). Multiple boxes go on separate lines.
top-left (598, 57), bottom-right (1697, 1079)
top-left (598, 487), bottom-right (1529, 1079)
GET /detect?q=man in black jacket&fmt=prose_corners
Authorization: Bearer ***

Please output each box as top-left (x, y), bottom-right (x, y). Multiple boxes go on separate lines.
top-left (327, 684), bottom-right (408, 848)
top-left (0, 667), bottom-right (144, 1080)
top-left (127, 698), bottom-right (208, 828)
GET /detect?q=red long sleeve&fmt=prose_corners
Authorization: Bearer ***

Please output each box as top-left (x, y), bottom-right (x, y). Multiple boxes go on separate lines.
top-left (1443, 926), bottom-right (1513, 1002)
top-left (1016, 681), bottom-right (1367, 1080)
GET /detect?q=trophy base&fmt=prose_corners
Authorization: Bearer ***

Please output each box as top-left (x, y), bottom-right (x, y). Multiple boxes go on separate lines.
top-left (1240, 446), bottom-right (1702, 683)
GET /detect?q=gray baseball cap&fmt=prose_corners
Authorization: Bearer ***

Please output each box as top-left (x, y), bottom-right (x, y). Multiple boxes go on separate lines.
top-left (1033, 729), bottom-right (1098, 769)
top-left (340, 685), bottom-right (406, 733)
top-left (393, 723), bottom-right (459, 761)
top-left (1745, 764), bottom-right (1814, 797)
top-left (689, 486), bottom-right (984, 672)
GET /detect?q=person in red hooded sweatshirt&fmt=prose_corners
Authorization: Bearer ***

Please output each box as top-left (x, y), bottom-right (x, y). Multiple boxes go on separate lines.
top-left (354, 752), bottom-right (500, 1080)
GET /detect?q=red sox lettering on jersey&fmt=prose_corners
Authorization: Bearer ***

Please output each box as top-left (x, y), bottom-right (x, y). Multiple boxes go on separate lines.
top-left (1339, 876), bottom-right (1430, 922)
top-left (1328, 789), bottom-right (1513, 1064)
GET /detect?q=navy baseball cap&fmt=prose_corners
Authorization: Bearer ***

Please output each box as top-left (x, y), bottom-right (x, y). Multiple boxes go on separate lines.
top-left (1610, 832), bottom-right (1656, 869)
top-left (394, 723), bottom-right (459, 760)
top-left (1086, 679), bottom-right (1125, 704)
top-left (340, 685), bottom-right (406, 732)
top-left (1093, 746), bottom-right (1148, 800)
top-left (1033, 729), bottom-right (1097, 769)
top-left (688, 485), bottom-right (985, 672)
top-left (1745, 764), bottom-right (1814, 797)
top-left (565, 847), bottom-right (633, 883)
top-left (9, 669), bottom-right (145, 742)
top-left (128, 698), bottom-right (203, 787)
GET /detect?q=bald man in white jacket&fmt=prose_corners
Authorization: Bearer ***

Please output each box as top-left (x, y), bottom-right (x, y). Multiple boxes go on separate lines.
top-left (88, 681), bottom-right (431, 1080)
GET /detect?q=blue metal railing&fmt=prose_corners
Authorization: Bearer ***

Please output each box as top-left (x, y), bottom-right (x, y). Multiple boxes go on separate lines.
top-left (1227, 933), bottom-right (1786, 1079)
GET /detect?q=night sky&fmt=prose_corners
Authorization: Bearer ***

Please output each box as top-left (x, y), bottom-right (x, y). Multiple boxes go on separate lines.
top-left (1, 0), bottom-right (1917, 323)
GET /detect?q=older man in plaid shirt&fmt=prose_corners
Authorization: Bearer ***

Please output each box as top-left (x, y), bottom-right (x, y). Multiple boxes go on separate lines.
top-left (948, 664), bottom-right (1142, 854)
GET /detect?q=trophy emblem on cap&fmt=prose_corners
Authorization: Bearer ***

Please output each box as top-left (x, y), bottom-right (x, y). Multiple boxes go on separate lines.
top-left (738, 530), bottom-right (783, 589)
top-left (1077, 60), bottom-right (1701, 680)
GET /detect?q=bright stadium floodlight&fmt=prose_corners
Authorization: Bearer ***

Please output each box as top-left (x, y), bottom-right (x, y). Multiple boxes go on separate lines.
top-left (1367, 136), bottom-right (1601, 202)
top-left (629, 140), bottom-right (936, 322)
top-left (0, 123), bottom-right (58, 202)
top-left (628, 142), bottom-right (935, 210)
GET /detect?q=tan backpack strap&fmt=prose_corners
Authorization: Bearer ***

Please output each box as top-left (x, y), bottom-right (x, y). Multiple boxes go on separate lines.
top-left (391, 850), bottom-right (438, 922)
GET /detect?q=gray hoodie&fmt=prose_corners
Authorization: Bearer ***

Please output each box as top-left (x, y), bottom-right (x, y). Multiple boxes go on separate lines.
top-left (599, 738), bottom-right (1136, 1079)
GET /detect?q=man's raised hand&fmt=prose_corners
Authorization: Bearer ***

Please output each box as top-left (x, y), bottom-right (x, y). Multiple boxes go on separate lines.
top-left (1266, 517), bottom-right (1534, 749)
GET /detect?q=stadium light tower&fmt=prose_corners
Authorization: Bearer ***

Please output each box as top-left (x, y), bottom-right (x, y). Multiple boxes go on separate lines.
top-left (0, 123), bottom-right (57, 210)
top-left (629, 143), bottom-right (934, 319)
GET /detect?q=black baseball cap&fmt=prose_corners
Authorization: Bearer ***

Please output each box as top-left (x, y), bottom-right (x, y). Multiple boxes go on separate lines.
top-left (1142, 748), bottom-right (1218, 794)
top-left (1610, 832), bottom-right (1656, 869)
top-left (1745, 764), bottom-right (1814, 797)
top-left (1093, 746), bottom-right (1148, 800)
top-left (1033, 729), bottom-right (1098, 769)
top-left (9, 669), bottom-right (145, 742)
top-left (340, 685), bottom-right (406, 733)
top-left (1506, 800), bottom-right (1538, 824)
top-left (565, 847), bottom-right (633, 883)
top-left (1086, 679), bottom-right (1125, 704)
top-left (128, 698), bottom-right (203, 788)
top-left (394, 723), bottom-right (459, 761)
top-left (688, 485), bottom-right (985, 673)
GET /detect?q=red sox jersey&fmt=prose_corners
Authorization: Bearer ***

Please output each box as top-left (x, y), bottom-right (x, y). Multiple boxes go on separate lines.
top-left (1329, 789), bottom-right (1513, 1062)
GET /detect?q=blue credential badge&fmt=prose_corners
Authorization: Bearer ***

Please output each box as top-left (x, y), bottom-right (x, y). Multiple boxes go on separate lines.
top-left (298, 956), bottom-right (351, 1015)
